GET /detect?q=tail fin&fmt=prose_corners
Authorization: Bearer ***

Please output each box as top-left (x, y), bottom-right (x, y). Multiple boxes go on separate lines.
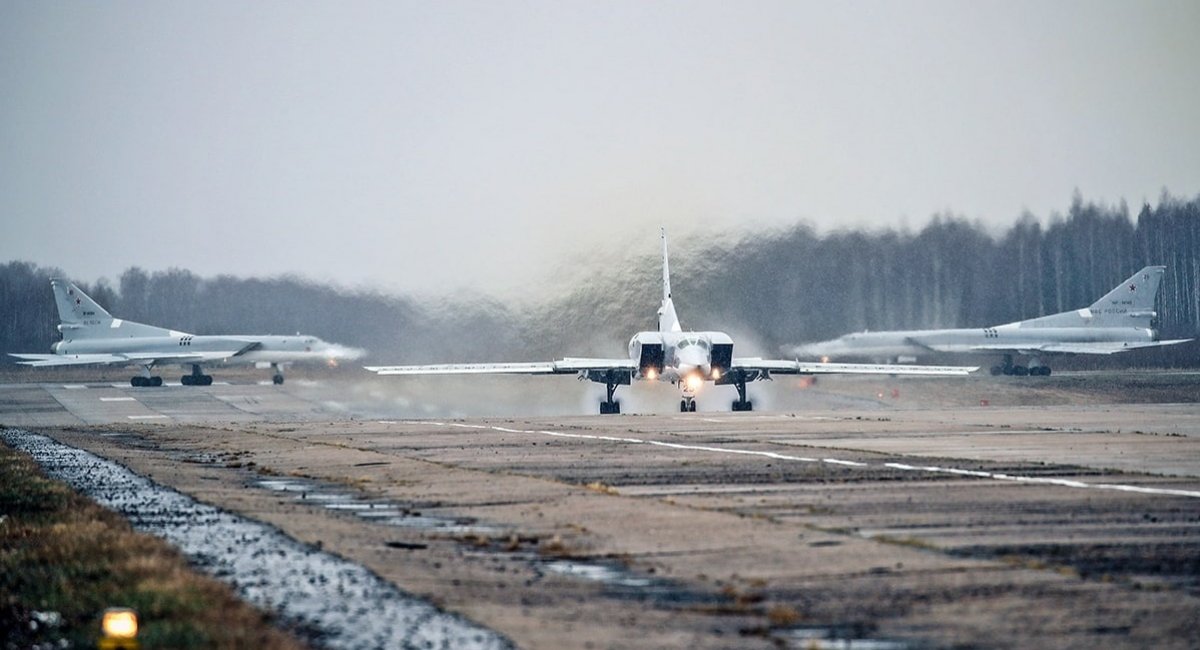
top-left (658, 228), bottom-right (681, 333)
top-left (1016, 266), bottom-right (1165, 329)
top-left (52, 279), bottom-right (114, 335)
top-left (1087, 265), bottom-right (1164, 327)
top-left (50, 279), bottom-right (175, 339)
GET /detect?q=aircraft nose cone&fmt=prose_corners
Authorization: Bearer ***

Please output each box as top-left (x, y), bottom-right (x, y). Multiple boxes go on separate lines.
top-left (676, 348), bottom-right (711, 378)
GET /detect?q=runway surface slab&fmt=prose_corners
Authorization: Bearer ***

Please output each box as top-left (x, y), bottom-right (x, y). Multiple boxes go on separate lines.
top-left (2, 374), bottom-right (1198, 648)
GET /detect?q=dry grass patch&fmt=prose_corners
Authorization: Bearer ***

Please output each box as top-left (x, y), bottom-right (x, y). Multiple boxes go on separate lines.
top-left (0, 442), bottom-right (308, 649)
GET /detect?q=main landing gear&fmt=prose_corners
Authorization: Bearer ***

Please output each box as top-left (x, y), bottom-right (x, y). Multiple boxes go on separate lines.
top-left (989, 355), bottom-right (1052, 378)
top-left (592, 369), bottom-right (629, 414)
top-left (271, 363), bottom-right (285, 385)
top-left (679, 396), bottom-right (696, 412)
top-left (130, 375), bottom-right (162, 387)
top-left (600, 380), bottom-right (621, 414)
top-left (726, 369), bottom-right (754, 412)
top-left (181, 364), bottom-right (214, 386)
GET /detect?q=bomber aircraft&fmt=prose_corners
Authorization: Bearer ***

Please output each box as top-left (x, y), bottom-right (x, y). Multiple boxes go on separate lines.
top-left (10, 279), bottom-right (364, 386)
top-left (791, 266), bottom-right (1191, 376)
top-left (366, 231), bottom-right (976, 414)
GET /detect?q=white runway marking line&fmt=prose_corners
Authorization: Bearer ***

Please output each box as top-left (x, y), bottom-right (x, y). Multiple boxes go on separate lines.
top-left (99, 397), bottom-right (137, 402)
top-left (127, 414), bottom-right (168, 420)
top-left (883, 462), bottom-right (1200, 498)
top-left (483, 425), bottom-right (1200, 500)
top-left (62, 384), bottom-right (88, 390)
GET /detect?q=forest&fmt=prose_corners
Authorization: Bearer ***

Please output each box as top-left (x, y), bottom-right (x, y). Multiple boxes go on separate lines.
top-left (2, 191), bottom-right (1198, 367)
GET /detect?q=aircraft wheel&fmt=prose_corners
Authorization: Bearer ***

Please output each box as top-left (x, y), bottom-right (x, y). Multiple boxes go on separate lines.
top-left (600, 401), bottom-right (620, 414)
top-left (990, 366), bottom-right (1004, 376)
top-left (272, 374), bottom-right (284, 385)
top-left (688, 401), bottom-right (697, 412)
top-left (150, 376), bottom-right (163, 387)
top-left (202, 375), bottom-right (214, 386)
top-left (1041, 366), bottom-right (1052, 376)
top-left (1013, 366), bottom-right (1029, 376)
top-left (181, 375), bottom-right (193, 386)
top-left (131, 377), bottom-right (145, 387)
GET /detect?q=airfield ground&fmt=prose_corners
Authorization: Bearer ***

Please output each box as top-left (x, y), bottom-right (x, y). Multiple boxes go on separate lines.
top-left (1, 369), bottom-right (1198, 649)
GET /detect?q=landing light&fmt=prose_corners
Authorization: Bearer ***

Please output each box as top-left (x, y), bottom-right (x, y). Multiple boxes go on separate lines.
top-left (646, 369), bottom-right (657, 380)
top-left (685, 374), bottom-right (704, 392)
top-left (711, 368), bottom-right (721, 380)
top-left (820, 355), bottom-right (830, 364)
top-left (101, 608), bottom-right (138, 649)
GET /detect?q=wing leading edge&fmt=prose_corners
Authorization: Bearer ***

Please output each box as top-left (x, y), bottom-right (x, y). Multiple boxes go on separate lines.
top-left (961, 339), bottom-right (1192, 356)
top-left (365, 358), bottom-right (637, 376)
top-left (733, 358), bottom-right (977, 376)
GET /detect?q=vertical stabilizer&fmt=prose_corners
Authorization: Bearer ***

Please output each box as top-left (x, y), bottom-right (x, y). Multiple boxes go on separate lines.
top-left (658, 229), bottom-right (682, 333)
top-left (1016, 265), bottom-right (1167, 329)
top-left (50, 279), bottom-right (174, 339)
top-left (1087, 266), bottom-right (1165, 327)
top-left (52, 280), bottom-right (114, 336)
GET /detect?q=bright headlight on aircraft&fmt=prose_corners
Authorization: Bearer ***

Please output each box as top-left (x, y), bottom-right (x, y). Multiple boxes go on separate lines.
top-left (711, 368), bottom-right (721, 380)
top-left (646, 369), bottom-right (657, 380)
top-left (685, 374), bottom-right (703, 392)
top-left (820, 355), bottom-right (830, 364)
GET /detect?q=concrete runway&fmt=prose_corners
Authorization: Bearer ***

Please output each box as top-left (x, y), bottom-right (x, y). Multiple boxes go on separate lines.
top-left (2, 373), bottom-right (1199, 649)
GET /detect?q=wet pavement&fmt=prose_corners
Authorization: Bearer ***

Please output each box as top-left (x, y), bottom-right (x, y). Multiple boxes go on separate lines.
top-left (2, 428), bottom-right (513, 650)
top-left (3, 373), bottom-right (1200, 648)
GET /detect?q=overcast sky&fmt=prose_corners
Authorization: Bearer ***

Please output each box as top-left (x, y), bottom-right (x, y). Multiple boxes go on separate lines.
top-left (2, 1), bottom-right (1198, 297)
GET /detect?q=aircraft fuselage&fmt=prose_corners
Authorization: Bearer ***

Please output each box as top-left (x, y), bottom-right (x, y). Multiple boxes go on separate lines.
top-left (796, 325), bottom-right (1159, 360)
top-left (53, 334), bottom-right (338, 366)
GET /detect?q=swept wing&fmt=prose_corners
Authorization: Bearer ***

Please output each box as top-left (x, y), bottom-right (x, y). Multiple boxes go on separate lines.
top-left (963, 339), bottom-right (1192, 356)
top-left (365, 358), bottom-right (637, 376)
top-left (10, 341), bottom-right (262, 368)
top-left (733, 358), bottom-right (976, 376)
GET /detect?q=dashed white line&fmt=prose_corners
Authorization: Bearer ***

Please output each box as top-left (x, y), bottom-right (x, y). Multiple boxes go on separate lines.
top-left (483, 425), bottom-right (1200, 499)
top-left (100, 397), bottom-right (136, 402)
top-left (127, 414), bottom-right (168, 420)
top-left (62, 384), bottom-right (87, 390)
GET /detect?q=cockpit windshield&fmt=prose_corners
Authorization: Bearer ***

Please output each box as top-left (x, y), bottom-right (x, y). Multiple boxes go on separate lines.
top-left (677, 337), bottom-right (710, 350)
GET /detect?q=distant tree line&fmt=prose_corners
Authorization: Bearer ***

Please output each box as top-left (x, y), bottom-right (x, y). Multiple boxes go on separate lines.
top-left (2, 191), bottom-right (1198, 366)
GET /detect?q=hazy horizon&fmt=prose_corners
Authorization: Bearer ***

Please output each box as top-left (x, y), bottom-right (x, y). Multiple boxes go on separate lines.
top-left (3, 1), bottom-right (1198, 297)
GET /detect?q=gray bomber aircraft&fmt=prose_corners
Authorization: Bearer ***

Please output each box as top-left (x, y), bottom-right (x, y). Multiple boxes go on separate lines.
top-left (791, 266), bottom-right (1191, 377)
top-left (10, 279), bottom-right (364, 386)
top-left (366, 230), bottom-right (976, 414)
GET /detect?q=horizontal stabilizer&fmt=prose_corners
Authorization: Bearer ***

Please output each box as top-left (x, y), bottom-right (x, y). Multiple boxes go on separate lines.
top-left (10, 353), bottom-right (131, 367)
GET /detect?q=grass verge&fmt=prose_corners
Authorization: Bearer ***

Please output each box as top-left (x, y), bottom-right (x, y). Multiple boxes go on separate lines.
top-left (0, 440), bottom-right (308, 649)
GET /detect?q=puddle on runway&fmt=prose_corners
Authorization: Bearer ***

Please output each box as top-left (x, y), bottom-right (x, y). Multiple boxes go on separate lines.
top-left (254, 477), bottom-right (502, 535)
top-left (542, 559), bottom-right (654, 588)
top-left (3, 429), bottom-right (513, 650)
top-left (777, 626), bottom-right (914, 649)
